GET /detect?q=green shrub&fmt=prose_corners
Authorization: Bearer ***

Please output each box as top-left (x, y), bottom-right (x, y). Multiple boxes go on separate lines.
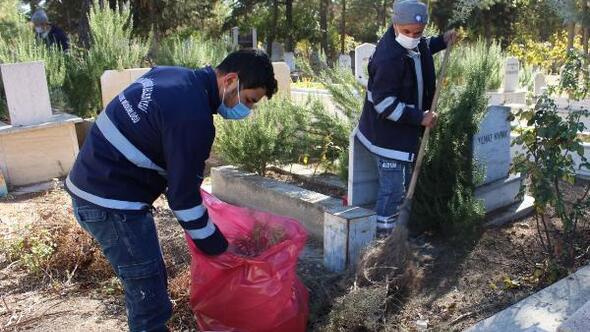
top-left (298, 58), bottom-right (365, 180)
top-left (214, 95), bottom-right (311, 176)
top-left (411, 43), bottom-right (492, 236)
top-left (441, 39), bottom-right (504, 91)
top-left (513, 95), bottom-right (589, 270)
top-left (304, 98), bottom-right (351, 173)
top-left (156, 34), bottom-right (229, 68)
top-left (63, 0), bottom-right (150, 118)
top-left (513, 53), bottom-right (590, 272)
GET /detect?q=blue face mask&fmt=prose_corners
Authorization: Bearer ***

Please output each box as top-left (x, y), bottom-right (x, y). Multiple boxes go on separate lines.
top-left (217, 80), bottom-right (251, 120)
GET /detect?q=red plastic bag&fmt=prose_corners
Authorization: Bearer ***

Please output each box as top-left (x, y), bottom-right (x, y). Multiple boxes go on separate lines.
top-left (186, 190), bottom-right (309, 332)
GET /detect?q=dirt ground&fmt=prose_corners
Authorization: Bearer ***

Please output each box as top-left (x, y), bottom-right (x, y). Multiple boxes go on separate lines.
top-left (1, 179), bottom-right (589, 331)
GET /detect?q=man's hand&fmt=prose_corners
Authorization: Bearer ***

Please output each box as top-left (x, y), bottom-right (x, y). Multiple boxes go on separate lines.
top-left (421, 111), bottom-right (438, 129)
top-left (443, 29), bottom-right (458, 46)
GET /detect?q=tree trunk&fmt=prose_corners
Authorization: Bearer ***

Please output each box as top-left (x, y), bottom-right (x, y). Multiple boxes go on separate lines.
top-left (320, 0), bottom-right (330, 56)
top-left (583, 0), bottom-right (589, 56)
top-left (286, 0), bottom-right (294, 52)
top-left (382, 0), bottom-right (388, 28)
top-left (78, 0), bottom-right (92, 48)
top-left (340, 0), bottom-right (346, 54)
top-left (29, 0), bottom-right (41, 13)
top-left (267, 0), bottom-right (279, 57)
top-left (567, 21), bottom-right (576, 50)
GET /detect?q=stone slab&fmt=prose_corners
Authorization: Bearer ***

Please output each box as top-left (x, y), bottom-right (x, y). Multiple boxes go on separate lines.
top-left (504, 91), bottom-right (527, 104)
top-left (0, 112), bottom-right (82, 135)
top-left (0, 61), bottom-right (52, 126)
top-left (338, 54), bottom-right (352, 69)
top-left (504, 57), bottom-right (520, 92)
top-left (100, 68), bottom-right (151, 108)
top-left (557, 300), bottom-right (590, 332)
top-left (534, 72), bottom-right (547, 96)
top-left (348, 132), bottom-right (378, 206)
top-left (211, 165), bottom-right (339, 239)
top-left (0, 118), bottom-right (80, 187)
top-left (284, 52), bottom-right (296, 71)
top-left (474, 106), bottom-right (512, 184)
top-left (486, 91), bottom-right (505, 106)
top-left (484, 195), bottom-right (534, 227)
top-left (291, 87), bottom-right (339, 114)
top-left (272, 62), bottom-right (292, 97)
top-left (354, 43), bottom-right (376, 87)
top-left (467, 264), bottom-right (590, 332)
top-left (271, 42), bottom-right (284, 62)
top-left (324, 208), bottom-right (376, 272)
top-left (475, 174), bottom-right (523, 213)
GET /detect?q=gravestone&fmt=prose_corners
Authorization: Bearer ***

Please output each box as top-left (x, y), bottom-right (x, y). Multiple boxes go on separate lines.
top-left (355, 43), bottom-right (376, 87)
top-left (338, 54), bottom-right (352, 70)
top-left (271, 42), bottom-right (284, 62)
top-left (534, 72), bottom-right (547, 96)
top-left (504, 57), bottom-right (520, 92)
top-left (348, 130), bottom-right (379, 206)
top-left (473, 106), bottom-right (511, 184)
top-left (272, 62), bottom-right (292, 97)
top-left (284, 52), bottom-right (296, 72)
top-left (100, 68), bottom-right (151, 108)
top-left (231, 27), bottom-right (239, 47)
top-left (0, 61), bottom-right (52, 126)
top-left (473, 105), bottom-right (524, 213)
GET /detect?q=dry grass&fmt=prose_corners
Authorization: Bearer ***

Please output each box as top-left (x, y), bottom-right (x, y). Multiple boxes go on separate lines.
top-left (0, 191), bottom-right (113, 285)
top-left (321, 225), bottom-right (421, 331)
top-left (168, 267), bottom-right (196, 330)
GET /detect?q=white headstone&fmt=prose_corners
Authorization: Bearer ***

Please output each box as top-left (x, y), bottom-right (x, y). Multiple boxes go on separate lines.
top-left (0, 61), bottom-right (52, 126)
top-left (271, 42), bottom-right (284, 62)
top-left (355, 43), bottom-right (376, 87)
top-left (348, 132), bottom-right (379, 206)
top-left (284, 52), bottom-right (296, 72)
top-left (100, 68), bottom-right (151, 109)
top-left (231, 27), bottom-right (239, 47)
top-left (252, 28), bottom-right (257, 48)
top-left (338, 54), bottom-right (352, 70)
top-left (504, 57), bottom-right (520, 93)
top-left (534, 72), bottom-right (547, 96)
top-left (272, 62), bottom-right (291, 97)
top-left (473, 106), bottom-right (512, 185)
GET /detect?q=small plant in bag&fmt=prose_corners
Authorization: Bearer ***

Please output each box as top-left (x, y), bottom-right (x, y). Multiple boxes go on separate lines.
top-left (230, 221), bottom-right (286, 257)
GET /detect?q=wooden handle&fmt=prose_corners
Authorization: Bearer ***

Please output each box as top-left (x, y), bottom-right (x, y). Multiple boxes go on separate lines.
top-left (405, 42), bottom-right (453, 199)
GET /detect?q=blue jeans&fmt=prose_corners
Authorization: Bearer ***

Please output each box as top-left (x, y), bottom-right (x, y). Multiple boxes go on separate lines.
top-left (72, 198), bottom-right (172, 332)
top-left (374, 156), bottom-right (412, 236)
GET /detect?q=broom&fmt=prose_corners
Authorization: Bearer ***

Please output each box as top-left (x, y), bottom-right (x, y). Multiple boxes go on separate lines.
top-left (394, 40), bottom-right (454, 232)
top-left (356, 40), bottom-right (455, 293)
top-left (357, 40), bottom-right (455, 287)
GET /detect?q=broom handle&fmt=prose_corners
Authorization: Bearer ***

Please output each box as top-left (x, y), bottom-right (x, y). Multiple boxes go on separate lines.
top-left (405, 41), bottom-right (453, 200)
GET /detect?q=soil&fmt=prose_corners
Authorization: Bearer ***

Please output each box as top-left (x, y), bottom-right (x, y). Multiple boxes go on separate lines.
top-left (1, 178), bottom-right (589, 331)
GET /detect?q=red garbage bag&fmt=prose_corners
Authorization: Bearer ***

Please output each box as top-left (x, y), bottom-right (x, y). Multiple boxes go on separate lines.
top-left (186, 190), bottom-right (309, 332)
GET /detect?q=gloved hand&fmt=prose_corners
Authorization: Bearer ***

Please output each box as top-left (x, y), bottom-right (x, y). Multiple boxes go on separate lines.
top-left (192, 223), bottom-right (228, 256)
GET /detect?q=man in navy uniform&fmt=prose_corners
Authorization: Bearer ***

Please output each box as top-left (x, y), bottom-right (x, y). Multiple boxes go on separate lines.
top-left (66, 49), bottom-right (277, 331)
top-left (31, 9), bottom-right (69, 51)
top-left (355, 0), bottom-right (457, 237)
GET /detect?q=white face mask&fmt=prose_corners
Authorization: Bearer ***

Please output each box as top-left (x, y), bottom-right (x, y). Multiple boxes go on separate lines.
top-left (396, 33), bottom-right (421, 50)
top-left (34, 26), bottom-right (44, 34)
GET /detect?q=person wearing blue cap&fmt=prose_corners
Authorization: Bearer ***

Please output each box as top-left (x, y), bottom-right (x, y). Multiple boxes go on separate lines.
top-left (31, 9), bottom-right (69, 51)
top-left (355, 0), bottom-right (457, 237)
